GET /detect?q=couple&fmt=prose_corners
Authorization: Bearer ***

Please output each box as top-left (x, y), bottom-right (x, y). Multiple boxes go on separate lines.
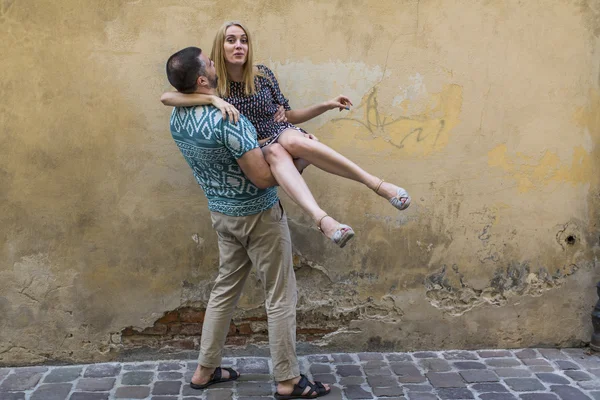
top-left (164, 21), bottom-right (411, 399)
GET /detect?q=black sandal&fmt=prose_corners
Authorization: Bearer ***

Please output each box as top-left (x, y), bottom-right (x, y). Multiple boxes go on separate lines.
top-left (274, 374), bottom-right (331, 399)
top-left (190, 366), bottom-right (239, 390)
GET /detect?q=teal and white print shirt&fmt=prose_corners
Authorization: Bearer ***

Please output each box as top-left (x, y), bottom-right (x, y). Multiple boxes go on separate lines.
top-left (170, 105), bottom-right (278, 216)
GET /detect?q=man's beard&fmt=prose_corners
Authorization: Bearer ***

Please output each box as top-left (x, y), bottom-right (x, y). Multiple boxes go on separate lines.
top-left (208, 74), bottom-right (218, 89)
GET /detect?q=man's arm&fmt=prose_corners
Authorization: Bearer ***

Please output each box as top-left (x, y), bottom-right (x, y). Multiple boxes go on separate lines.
top-left (235, 148), bottom-right (278, 189)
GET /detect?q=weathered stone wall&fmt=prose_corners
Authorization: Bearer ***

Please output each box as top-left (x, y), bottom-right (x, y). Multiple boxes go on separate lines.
top-left (1, 0), bottom-right (599, 365)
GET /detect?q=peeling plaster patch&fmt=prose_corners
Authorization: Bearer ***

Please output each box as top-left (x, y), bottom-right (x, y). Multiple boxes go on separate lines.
top-left (392, 73), bottom-right (427, 107)
top-left (425, 262), bottom-right (580, 316)
top-left (487, 144), bottom-right (594, 192)
top-left (191, 234), bottom-right (204, 248)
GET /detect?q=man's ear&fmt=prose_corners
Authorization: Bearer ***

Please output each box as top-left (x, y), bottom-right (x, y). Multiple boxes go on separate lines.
top-left (196, 75), bottom-right (208, 88)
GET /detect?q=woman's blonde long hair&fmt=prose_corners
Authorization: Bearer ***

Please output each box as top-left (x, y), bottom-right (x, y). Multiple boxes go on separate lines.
top-left (211, 21), bottom-right (260, 97)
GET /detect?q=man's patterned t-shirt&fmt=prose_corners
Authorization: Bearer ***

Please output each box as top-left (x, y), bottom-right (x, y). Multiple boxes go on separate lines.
top-left (170, 104), bottom-right (278, 216)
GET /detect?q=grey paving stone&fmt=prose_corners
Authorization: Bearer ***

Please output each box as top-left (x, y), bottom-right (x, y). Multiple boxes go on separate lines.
top-left (312, 373), bottom-right (337, 384)
top-left (122, 371), bottom-right (154, 385)
top-left (504, 378), bottom-right (546, 392)
top-left (364, 367), bottom-right (392, 377)
top-left (332, 354), bottom-right (355, 363)
top-left (556, 361), bottom-right (580, 371)
top-left (426, 372), bottom-right (466, 388)
top-left (391, 363), bottom-right (426, 383)
top-left (495, 368), bottom-right (533, 377)
top-left (84, 364), bottom-right (121, 378)
top-left (336, 365), bottom-right (362, 377)
top-left (479, 351), bottom-right (514, 358)
top-left (152, 381), bottom-right (182, 395)
top-left (237, 358), bottom-right (270, 374)
top-left (182, 397), bottom-right (203, 400)
top-left (31, 383), bottom-right (72, 400)
top-left (387, 353), bottom-right (412, 362)
top-left (43, 367), bottom-right (83, 383)
top-left (359, 353), bottom-right (384, 361)
top-left (589, 392), bottom-right (600, 400)
top-left (565, 370), bottom-right (593, 381)
top-left (344, 385), bottom-right (374, 399)
top-left (0, 393), bottom-right (26, 400)
top-left (205, 389), bottom-right (233, 400)
top-left (151, 397), bottom-right (179, 400)
top-left (123, 363), bottom-right (157, 371)
top-left (236, 382), bottom-right (273, 396)
top-left (363, 360), bottom-right (389, 369)
top-left (17, 367), bottom-right (48, 373)
top-left (515, 350), bottom-right (539, 360)
top-left (529, 367), bottom-right (556, 373)
top-left (404, 384), bottom-right (433, 392)
top-left (459, 370), bottom-right (499, 383)
top-left (310, 364), bottom-right (332, 374)
top-left (114, 385), bottom-right (151, 398)
top-left (437, 387), bottom-right (475, 399)
top-left (413, 352), bottom-right (439, 359)
top-left (535, 373), bottom-right (570, 384)
top-left (577, 380), bottom-right (600, 390)
top-left (523, 359), bottom-right (552, 366)
top-left (323, 385), bottom-right (344, 400)
top-left (76, 378), bottom-right (116, 391)
top-left (307, 355), bottom-right (330, 363)
top-left (373, 386), bottom-right (403, 397)
top-left (480, 394), bottom-right (518, 400)
top-left (487, 359), bottom-right (523, 368)
top-left (569, 355), bottom-right (600, 370)
top-left (69, 393), bottom-right (110, 400)
top-left (237, 374), bottom-right (271, 381)
top-left (471, 383), bottom-right (510, 392)
top-left (551, 384), bottom-right (592, 400)
top-left (367, 375), bottom-right (400, 387)
top-left (454, 362), bottom-right (487, 370)
top-left (0, 372), bottom-right (43, 391)
top-left (158, 362), bottom-right (184, 371)
top-left (537, 349), bottom-right (570, 361)
top-left (444, 351), bottom-right (479, 361)
top-left (420, 358), bottom-right (452, 372)
top-left (340, 376), bottom-right (366, 386)
top-left (408, 393), bottom-right (438, 400)
top-left (520, 394), bottom-right (560, 400)
top-left (158, 371), bottom-right (183, 380)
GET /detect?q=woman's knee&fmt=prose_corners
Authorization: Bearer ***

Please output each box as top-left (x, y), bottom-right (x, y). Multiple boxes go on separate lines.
top-left (279, 131), bottom-right (308, 155)
top-left (263, 143), bottom-right (291, 164)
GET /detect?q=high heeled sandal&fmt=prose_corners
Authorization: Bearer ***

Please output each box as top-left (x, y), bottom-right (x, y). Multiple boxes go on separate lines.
top-left (317, 215), bottom-right (355, 248)
top-left (374, 179), bottom-right (411, 210)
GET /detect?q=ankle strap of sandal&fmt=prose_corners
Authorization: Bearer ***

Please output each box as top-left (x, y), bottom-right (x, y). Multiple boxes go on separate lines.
top-left (374, 179), bottom-right (384, 194)
top-left (316, 214), bottom-right (329, 232)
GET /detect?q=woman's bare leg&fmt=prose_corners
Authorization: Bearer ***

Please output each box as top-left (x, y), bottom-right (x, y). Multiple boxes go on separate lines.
top-left (261, 144), bottom-right (353, 242)
top-left (277, 129), bottom-right (409, 207)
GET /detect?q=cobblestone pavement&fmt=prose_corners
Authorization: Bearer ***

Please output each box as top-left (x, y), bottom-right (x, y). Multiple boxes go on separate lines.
top-left (2, 348), bottom-right (600, 399)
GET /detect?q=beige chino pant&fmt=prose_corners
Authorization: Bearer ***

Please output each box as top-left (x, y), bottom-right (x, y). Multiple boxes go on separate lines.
top-left (198, 202), bottom-right (300, 382)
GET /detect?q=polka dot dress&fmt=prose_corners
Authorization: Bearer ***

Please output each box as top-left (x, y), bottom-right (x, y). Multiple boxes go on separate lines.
top-left (224, 65), bottom-right (296, 141)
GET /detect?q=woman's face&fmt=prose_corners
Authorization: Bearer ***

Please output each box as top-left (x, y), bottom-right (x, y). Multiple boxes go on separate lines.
top-left (223, 25), bottom-right (249, 66)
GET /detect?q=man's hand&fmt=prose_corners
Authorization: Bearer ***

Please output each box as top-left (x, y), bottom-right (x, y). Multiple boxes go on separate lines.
top-left (274, 105), bottom-right (287, 123)
top-left (325, 95), bottom-right (353, 112)
top-left (212, 97), bottom-right (240, 124)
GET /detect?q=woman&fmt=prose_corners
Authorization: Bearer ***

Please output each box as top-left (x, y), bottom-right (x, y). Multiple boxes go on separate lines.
top-left (161, 21), bottom-right (411, 249)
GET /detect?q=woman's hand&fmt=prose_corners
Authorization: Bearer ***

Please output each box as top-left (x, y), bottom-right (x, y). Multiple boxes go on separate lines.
top-left (326, 95), bottom-right (353, 112)
top-left (274, 105), bottom-right (288, 123)
top-left (212, 97), bottom-right (240, 124)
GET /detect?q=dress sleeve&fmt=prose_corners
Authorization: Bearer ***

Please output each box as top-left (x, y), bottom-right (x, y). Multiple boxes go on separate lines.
top-left (257, 64), bottom-right (292, 111)
top-left (214, 114), bottom-right (260, 159)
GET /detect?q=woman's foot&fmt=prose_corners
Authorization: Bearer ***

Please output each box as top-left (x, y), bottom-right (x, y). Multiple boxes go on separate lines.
top-left (317, 215), bottom-right (354, 248)
top-left (374, 180), bottom-right (411, 210)
top-left (276, 374), bottom-right (331, 399)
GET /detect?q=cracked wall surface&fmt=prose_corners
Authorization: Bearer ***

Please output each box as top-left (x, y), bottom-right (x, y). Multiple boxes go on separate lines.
top-left (1, 0), bottom-right (600, 365)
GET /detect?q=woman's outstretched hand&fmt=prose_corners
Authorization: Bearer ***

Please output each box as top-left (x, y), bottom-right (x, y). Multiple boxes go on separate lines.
top-left (212, 97), bottom-right (240, 124)
top-left (274, 105), bottom-right (288, 123)
top-left (327, 95), bottom-right (353, 111)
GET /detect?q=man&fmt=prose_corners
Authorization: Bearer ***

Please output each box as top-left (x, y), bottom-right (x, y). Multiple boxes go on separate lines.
top-left (165, 47), bottom-right (330, 399)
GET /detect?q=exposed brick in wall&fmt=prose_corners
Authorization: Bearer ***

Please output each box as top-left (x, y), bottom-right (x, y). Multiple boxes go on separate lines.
top-left (119, 307), bottom-right (338, 352)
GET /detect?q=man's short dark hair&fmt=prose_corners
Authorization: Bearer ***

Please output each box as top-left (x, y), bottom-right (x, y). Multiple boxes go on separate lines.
top-left (166, 47), bottom-right (206, 93)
